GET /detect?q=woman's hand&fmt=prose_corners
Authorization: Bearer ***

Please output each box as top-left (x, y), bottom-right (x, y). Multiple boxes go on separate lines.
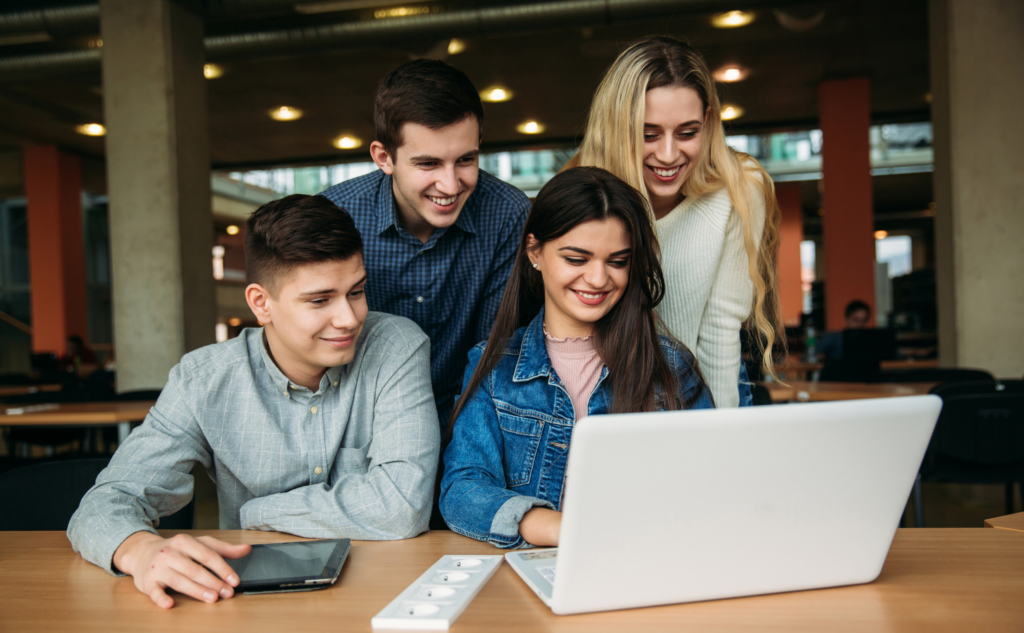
top-left (519, 508), bottom-right (562, 546)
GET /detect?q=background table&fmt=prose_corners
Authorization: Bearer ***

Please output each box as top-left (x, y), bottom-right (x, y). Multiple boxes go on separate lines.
top-left (0, 384), bottom-right (60, 399)
top-left (760, 381), bottom-right (938, 403)
top-left (0, 400), bottom-right (155, 443)
top-left (985, 511), bottom-right (1024, 533)
top-left (1, 529), bottom-right (1022, 632)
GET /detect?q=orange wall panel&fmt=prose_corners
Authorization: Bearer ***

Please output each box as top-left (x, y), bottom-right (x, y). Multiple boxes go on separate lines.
top-left (23, 145), bottom-right (88, 354)
top-left (818, 78), bottom-right (876, 330)
top-left (776, 183), bottom-right (804, 327)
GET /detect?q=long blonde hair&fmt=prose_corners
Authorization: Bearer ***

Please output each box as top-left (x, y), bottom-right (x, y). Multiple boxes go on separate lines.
top-left (566, 35), bottom-right (784, 379)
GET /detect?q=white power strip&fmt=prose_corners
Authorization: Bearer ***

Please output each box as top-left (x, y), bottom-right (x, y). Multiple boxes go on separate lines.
top-left (371, 555), bottom-right (503, 630)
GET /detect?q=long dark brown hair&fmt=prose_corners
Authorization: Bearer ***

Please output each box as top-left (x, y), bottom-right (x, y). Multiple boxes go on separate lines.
top-left (448, 167), bottom-right (708, 435)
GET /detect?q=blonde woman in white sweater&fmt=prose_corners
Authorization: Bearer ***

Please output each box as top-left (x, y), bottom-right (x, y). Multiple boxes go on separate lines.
top-left (565, 36), bottom-right (783, 407)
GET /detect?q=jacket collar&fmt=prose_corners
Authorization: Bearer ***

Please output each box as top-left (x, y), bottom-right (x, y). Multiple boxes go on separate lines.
top-left (258, 328), bottom-right (345, 395)
top-left (512, 308), bottom-right (553, 382)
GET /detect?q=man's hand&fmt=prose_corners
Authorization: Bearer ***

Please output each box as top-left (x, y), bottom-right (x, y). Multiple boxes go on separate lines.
top-left (112, 532), bottom-right (252, 609)
top-left (519, 508), bottom-right (562, 546)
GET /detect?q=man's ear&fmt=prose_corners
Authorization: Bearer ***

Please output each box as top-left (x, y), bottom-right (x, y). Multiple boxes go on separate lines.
top-left (246, 283), bottom-right (273, 325)
top-left (369, 141), bottom-right (395, 175)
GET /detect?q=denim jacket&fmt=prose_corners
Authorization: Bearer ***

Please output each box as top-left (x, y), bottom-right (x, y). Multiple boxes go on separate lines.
top-left (440, 309), bottom-right (714, 548)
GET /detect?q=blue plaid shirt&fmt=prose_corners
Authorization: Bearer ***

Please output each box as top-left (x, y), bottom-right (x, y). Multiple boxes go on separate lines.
top-left (320, 169), bottom-right (530, 421)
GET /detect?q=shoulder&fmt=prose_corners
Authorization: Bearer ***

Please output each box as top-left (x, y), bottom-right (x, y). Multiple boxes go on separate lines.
top-left (319, 170), bottom-right (385, 209)
top-left (469, 170), bottom-right (531, 233)
top-left (466, 326), bottom-right (525, 365)
top-left (178, 331), bottom-right (255, 379)
top-left (358, 312), bottom-right (429, 354)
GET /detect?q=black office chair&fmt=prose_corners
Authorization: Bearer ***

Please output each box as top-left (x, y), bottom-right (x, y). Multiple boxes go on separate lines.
top-left (0, 458), bottom-right (194, 531)
top-left (912, 380), bottom-right (1024, 527)
top-left (751, 383), bottom-right (773, 406)
top-left (883, 367), bottom-right (994, 384)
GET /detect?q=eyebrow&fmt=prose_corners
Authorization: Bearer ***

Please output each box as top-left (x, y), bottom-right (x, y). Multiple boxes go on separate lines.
top-left (409, 149), bottom-right (479, 162)
top-left (644, 120), bottom-right (702, 128)
top-left (298, 274), bottom-right (368, 297)
top-left (558, 247), bottom-right (633, 257)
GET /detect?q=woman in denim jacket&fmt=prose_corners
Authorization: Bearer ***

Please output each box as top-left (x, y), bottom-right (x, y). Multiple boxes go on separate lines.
top-left (441, 167), bottom-right (714, 549)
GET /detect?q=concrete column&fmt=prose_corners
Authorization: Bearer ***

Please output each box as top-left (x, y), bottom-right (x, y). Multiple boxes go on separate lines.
top-left (775, 183), bottom-right (804, 327)
top-left (23, 145), bottom-right (88, 354)
top-left (818, 78), bottom-right (876, 330)
top-left (930, 0), bottom-right (1024, 376)
top-left (100, 0), bottom-right (215, 390)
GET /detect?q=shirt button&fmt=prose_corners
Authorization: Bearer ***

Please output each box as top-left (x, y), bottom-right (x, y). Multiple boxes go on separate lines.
top-left (332, 381), bottom-right (339, 387)
top-left (310, 406), bottom-right (318, 414)
top-left (416, 296), bottom-right (424, 303)
top-left (283, 391), bottom-right (289, 397)
top-left (314, 467), bottom-right (323, 475)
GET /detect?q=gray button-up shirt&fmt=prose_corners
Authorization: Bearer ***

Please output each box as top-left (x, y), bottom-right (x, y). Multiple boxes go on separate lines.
top-left (68, 312), bottom-right (440, 574)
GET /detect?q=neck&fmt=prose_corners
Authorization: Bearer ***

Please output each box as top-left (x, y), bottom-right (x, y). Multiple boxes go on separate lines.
top-left (650, 191), bottom-right (684, 220)
top-left (391, 179), bottom-right (434, 244)
top-left (542, 303), bottom-right (595, 340)
top-left (263, 329), bottom-right (326, 391)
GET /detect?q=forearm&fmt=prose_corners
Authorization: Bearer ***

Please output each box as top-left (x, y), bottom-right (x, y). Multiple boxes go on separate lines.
top-left (519, 507), bottom-right (561, 546)
top-left (440, 473), bottom-right (555, 548)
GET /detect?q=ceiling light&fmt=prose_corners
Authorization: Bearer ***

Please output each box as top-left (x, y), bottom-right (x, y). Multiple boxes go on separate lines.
top-left (228, 318), bottom-right (242, 327)
top-left (270, 106), bottom-right (303, 121)
top-left (75, 123), bottom-right (106, 136)
top-left (516, 121), bottom-right (545, 135)
top-left (226, 225), bottom-right (240, 235)
top-left (333, 135), bottom-right (363, 149)
top-left (720, 105), bottom-right (745, 121)
top-left (448, 38), bottom-right (466, 55)
top-left (204, 64), bottom-right (224, 79)
top-left (713, 65), bottom-right (749, 83)
top-left (711, 10), bottom-right (755, 28)
top-left (481, 87), bottom-right (513, 103)
top-left (874, 230), bottom-right (888, 240)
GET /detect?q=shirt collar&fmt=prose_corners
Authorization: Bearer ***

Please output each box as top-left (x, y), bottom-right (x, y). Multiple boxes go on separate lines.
top-left (513, 307), bottom-right (554, 382)
top-left (374, 173), bottom-right (478, 237)
top-left (258, 329), bottom-right (345, 395)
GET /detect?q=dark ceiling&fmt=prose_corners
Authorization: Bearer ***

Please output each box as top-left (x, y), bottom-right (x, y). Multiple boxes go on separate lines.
top-left (0, 0), bottom-right (934, 219)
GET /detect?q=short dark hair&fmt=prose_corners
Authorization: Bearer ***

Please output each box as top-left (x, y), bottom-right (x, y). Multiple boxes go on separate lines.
top-left (245, 194), bottom-right (362, 294)
top-left (845, 299), bottom-right (871, 318)
top-left (374, 59), bottom-right (484, 157)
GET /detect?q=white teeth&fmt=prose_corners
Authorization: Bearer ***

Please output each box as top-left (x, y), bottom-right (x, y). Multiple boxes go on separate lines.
top-left (429, 195), bottom-right (456, 206)
top-left (575, 291), bottom-right (603, 299)
top-left (651, 165), bottom-right (681, 177)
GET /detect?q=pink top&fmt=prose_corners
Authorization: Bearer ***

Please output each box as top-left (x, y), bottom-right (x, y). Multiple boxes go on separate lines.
top-left (544, 328), bottom-right (604, 421)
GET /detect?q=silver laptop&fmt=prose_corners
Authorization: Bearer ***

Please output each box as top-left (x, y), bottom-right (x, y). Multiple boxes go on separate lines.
top-left (506, 396), bottom-right (941, 615)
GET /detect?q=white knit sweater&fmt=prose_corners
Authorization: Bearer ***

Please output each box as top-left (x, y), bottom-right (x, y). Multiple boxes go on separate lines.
top-left (655, 184), bottom-right (765, 408)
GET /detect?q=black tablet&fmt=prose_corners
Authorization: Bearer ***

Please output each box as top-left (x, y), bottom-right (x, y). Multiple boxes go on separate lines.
top-left (225, 538), bottom-right (351, 595)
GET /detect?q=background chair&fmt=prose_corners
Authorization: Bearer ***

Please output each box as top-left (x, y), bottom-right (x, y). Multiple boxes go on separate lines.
top-left (883, 367), bottom-right (994, 383)
top-left (913, 380), bottom-right (1024, 526)
top-left (0, 457), bottom-right (194, 531)
top-left (751, 383), bottom-right (774, 406)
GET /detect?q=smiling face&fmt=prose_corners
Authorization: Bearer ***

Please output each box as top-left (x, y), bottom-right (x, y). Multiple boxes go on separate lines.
top-left (642, 85), bottom-right (707, 219)
top-left (246, 256), bottom-right (369, 390)
top-left (527, 218), bottom-right (632, 339)
top-left (370, 116), bottom-right (480, 243)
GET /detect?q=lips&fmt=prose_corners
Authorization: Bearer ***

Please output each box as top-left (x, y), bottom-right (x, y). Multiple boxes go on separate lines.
top-left (645, 164), bottom-right (683, 182)
top-left (571, 289), bottom-right (610, 306)
top-left (322, 335), bottom-right (356, 349)
top-left (427, 194), bottom-right (459, 211)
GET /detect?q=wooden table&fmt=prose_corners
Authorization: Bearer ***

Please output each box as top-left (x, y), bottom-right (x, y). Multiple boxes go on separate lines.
top-left (778, 358), bottom-right (939, 381)
top-left (0, 400), bottom-right (155, 443)
top-left (1, 529), bottom-right (1022, 632)
top-left (985, 511), bottom-right (1024, 533)
top-left (760, 381), bottom-right (939, 403)
top-left (0, 384), bottom-right (60, 399)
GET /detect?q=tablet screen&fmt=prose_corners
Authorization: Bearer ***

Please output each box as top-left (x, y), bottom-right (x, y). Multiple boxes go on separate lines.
top-left (228, 540), bottom-right (340, 583)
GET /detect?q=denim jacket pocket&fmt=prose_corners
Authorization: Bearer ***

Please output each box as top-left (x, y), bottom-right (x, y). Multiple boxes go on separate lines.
top-left (495, 404), bottom-right (546, 487)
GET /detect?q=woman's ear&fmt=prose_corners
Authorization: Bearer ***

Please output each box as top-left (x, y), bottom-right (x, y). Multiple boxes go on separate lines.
top-left (525, 234), bottom-right (540, 267)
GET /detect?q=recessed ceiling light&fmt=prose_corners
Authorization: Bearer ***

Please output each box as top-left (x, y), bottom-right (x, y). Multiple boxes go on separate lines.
top-left (711, 10), bottom-right (755, 28)
top-left (713, 65), bottom-right (749, 83)
top-left (720, 105), bottom-right (745, 121)
top-left (75, 123), bottom-right (106, 136)
top-left (481, 87), bottom-right (513, 103)
top-left (448, 38), bottom-right (466, 55)
top-left (228, 317), bottom-right (242, 327)
top-left (270, 106), bottom-right (303, 121)
top-left (226, 225), bottom-right (239, 235)
top-left (333, 135), bottom-right (363, 149)
top-left (874, 230), bottom-right (888, 240)
top-left (204, 64), bottom-right (224, 79)
top-left (516, 120), bottom-right (545, 135)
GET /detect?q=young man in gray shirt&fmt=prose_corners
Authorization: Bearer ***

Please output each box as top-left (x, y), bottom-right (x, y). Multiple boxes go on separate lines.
top-left (68, 194), bottom-right (440, 609)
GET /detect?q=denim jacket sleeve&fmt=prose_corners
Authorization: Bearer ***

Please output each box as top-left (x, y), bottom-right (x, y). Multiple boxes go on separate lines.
top-left (440, 346), bottom-right (554, 548)
top-left (664, 337), bottom-right (717, 410)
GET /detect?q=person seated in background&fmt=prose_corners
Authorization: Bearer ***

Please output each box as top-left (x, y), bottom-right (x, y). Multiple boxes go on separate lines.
top-left (817, 299), bottom-right (871, 360)
top-left (319, 59), bottom-right (530, 425)
top-left (59, 334), bottom-right (97, 372)
top-left (440, 167), bottom-right (714, 549)
top-left (68, 194), bottom-right (440, 609)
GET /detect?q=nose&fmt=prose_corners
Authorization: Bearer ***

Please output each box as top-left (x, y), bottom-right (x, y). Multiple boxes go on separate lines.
top-left (654, 134), bottom-right (678, 165)
top-left (436, 165), bottom-right (459, 196)
top-left (583, 261), bottom-right (610, 289)
top-left (332, 297), bottom-right (360, 331)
